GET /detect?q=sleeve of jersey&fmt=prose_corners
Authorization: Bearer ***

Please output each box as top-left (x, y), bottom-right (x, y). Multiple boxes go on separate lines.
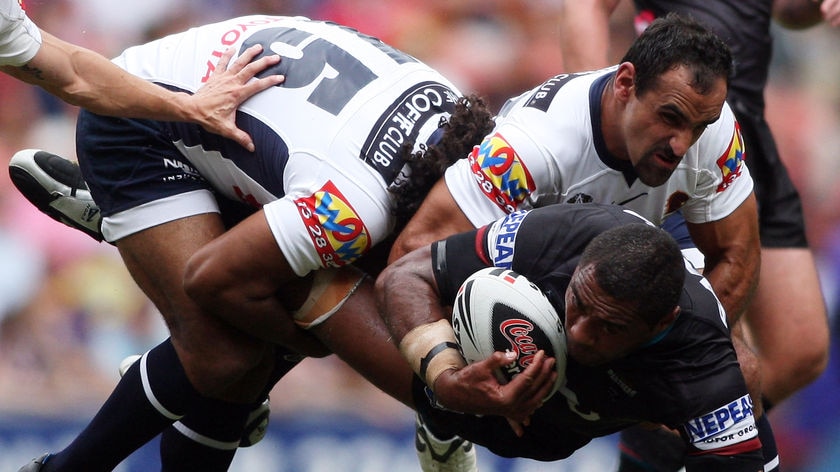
top-left (431, 227), bottom-right (490, 303)
top-left (680, 103), bottom-right (754, 224)
top-left (443, 118), bottom-right (558, 228)
top-left (680, 393), bottom-right (765, 472)
top-left (0, 1), bottom-right (42, 67)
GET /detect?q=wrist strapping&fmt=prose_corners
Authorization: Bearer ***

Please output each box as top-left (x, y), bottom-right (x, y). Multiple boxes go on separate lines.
top-left (399, 319), bottom-right (466, 389)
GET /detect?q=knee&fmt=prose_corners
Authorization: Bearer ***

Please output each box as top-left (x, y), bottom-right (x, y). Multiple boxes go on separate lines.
top-left (177, 338), bottom-right (270, 396)
top-left (789, 339), bottom-right (829, 384)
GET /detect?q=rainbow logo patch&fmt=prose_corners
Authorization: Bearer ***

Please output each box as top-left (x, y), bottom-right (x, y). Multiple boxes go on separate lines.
top-left (716, 122), bottom-right (746, 192)
top-left (294, 181), bottom-right (370, 268)
top-left (469, 133), bottom-right (535, 213)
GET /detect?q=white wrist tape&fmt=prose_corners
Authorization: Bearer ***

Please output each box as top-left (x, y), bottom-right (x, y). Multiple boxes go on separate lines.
top-left (399, 319), bottom-right (466, 388)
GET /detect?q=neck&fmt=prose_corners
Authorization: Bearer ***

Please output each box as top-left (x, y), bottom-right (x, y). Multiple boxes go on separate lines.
top-left (599, 76), bottom-right (628, 161)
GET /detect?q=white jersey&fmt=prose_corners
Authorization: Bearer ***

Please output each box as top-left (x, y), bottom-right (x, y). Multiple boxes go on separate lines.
top-left (105, 16), bottom-right (461, 275)
top-left (445, 68), bottom-right (752, 228)
top-left (0, 0), bottom-right (42, 66)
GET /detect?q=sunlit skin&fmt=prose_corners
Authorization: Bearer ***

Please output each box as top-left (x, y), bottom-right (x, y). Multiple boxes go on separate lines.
top-left (563, 264), bottom-right (679, 366)
top-left (601, 63), bottom-right (728, 187)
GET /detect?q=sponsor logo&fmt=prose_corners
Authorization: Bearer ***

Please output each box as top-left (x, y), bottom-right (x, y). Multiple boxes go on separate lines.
top-left (498, 318), bottom-right (540, 377)
top-left (487, 211), bottom-right (528, 268)
top-left (361, 81), bottom-right (458, 185)
top-left (469, 133), bottom-right (535, 213)
top-left (161, 157), bottom-right (203, 183)
top-left (525, 74), bottom-right (578, 112)
top-left (294, 181), bottom-right (370, 268)
top-left (606, 369), bottom-right (637, 397)
top-left (202, 17), bottom-right (287, 83)
top-left (566, 193), bottom-right (593, 204)
top-left (685, 394), bottom-right (757, 450)
top-left (716, 122), bottom-right (746, 192)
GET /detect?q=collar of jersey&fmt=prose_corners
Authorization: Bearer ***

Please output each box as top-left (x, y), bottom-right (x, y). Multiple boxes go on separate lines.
top-left (641, 312), bottom-right (680, 348)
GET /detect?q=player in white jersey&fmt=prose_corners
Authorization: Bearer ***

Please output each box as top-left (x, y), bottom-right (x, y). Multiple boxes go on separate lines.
top-left (13, 15), bottom-right (495, 472)
top-left (444, 69), bottom-right (751, 229)
top-left (0, 0), bottom-right (282, 150)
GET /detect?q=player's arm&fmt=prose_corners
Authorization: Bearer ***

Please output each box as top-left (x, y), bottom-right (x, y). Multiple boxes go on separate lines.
top-left (773, 0), bottom-right (827, 28)
top-left (184, 210), bottom-right (330, 357)
top-left (376, 244), bottom-right (555, 428)
top-left (686, 193), bottom-right (760, 323)
top-left (388, 179), bottom-right (474, 263)
top-left (821, 0), bottom-right (840, 27)
top-left (558, 0), bottom-right (622, 71)
top-left (1, 32), bottom-right (283, 151)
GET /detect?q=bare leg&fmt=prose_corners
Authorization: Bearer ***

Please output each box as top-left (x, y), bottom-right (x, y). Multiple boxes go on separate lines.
top-left (744, 247), bottom-right (829, 404)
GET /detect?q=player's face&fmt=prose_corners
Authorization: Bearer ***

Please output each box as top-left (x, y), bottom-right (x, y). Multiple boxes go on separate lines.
top-left (563, 264), bottom-right (659, 366)
top-left (623, 66), bottom-right (727, 187)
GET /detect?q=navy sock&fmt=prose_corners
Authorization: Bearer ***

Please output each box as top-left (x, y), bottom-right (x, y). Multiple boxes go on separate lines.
top-left (160, 396), bottom-right (254, 472)
top-left (43, 338), bottom-right (198, 472)
top-left (758, 414), bottom-right (781, 472)
top-left (157, 345), bottom-right (302, 471)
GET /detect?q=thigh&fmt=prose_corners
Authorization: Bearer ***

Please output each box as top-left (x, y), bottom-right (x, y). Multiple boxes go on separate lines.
top-left (117, 213), bottom-right (270, 398)
top-left (745, 248), bottom-right (828, 363)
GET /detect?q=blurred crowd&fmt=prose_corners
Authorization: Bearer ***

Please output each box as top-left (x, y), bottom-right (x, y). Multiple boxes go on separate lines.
top-left (1, 0), bottom-right (839, 469)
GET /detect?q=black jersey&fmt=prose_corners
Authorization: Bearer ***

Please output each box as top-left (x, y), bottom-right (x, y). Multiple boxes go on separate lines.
top-left (634, 0), bottom-right (772, 111)
top-left (421, 203), bottom-right (763, 470)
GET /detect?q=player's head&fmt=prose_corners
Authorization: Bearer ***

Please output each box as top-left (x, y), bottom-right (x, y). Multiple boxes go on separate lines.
top-left (614, 13), bottom-right (732, 187)
top-left (622, 13), bottom-right (732, 97)
top-left (389, 94), bottom-right (495, 231)
top-left (564, 223), bottom-right (684, 366)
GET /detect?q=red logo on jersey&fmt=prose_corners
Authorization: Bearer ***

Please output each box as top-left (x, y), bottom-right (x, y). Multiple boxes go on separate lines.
top-left (294, 181), bottom-right (371, 269)
top-left (716, 122), bottom-right (746, 192)
top-left (469, 133), bottom-right (536, 213)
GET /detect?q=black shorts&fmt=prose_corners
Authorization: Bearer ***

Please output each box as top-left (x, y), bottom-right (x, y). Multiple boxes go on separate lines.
top-left (728, 94), bottom-right (808, 248)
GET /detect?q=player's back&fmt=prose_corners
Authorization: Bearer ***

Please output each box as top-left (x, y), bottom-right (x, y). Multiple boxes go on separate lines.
top-left (113, 16), bottom-right (461, 206)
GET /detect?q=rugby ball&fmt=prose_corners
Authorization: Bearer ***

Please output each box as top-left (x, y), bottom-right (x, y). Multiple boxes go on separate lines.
top-left (451, 267), bottom-right (567, 399)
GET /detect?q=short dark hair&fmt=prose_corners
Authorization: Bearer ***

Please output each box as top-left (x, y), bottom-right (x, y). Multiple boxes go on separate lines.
top-left (621, 12), bottom-right (733, 96)
top-left (579, 223), bottom-right (685, 326)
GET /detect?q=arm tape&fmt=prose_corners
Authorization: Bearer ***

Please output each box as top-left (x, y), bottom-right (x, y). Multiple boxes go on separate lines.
top-left (399, 319), bottom-right (466, 388)
top-left (419, 342), bottom-right (462, 381)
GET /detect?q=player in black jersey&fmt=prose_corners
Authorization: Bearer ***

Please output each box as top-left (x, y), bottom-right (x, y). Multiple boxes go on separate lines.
top-left (559, 2), bottom-right (839, 470)
top-left (560, 0), bottom-right (828, 415)
top-left (377, 203), bottom-right (765, 472)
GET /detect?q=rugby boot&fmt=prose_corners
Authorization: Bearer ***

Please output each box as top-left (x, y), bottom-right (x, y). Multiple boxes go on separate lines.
top-left (415, 413), bottom-right (478, 472)
top-left (17, 453), bottom-right (52, 472)
top-left (9, 149), bottom-right (103, 241)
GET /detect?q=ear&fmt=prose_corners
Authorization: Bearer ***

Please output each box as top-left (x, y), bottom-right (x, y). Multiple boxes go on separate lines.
top-left (613, 62), bottom-right (636, 101)
top-left (654, 306), bottom-right (680, 332)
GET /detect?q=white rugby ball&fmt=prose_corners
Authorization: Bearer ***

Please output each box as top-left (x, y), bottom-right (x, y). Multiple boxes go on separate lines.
top-left (451, 267), bottom-right (567, 399)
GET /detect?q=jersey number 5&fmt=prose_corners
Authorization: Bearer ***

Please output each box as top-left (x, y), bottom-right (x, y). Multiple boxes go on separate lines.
top-left (241, 25), bottom-right (414, 115)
